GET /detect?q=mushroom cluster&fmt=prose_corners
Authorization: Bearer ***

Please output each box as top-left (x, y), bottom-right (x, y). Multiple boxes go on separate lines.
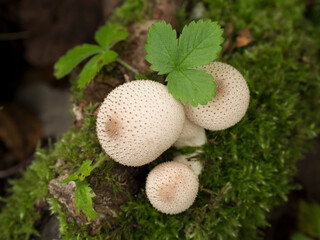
top-left (96, 62), bottom-right (250, 214)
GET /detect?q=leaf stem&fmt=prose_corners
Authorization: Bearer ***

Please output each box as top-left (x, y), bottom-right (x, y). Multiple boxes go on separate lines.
top-left (92, 156), bottom-right (109, 171)
top-left (116, 58), bottom-right (139, 75)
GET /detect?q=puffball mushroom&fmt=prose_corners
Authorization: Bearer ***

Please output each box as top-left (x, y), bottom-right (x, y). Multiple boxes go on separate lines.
top-left (174, 118), bottom-right (207, 148)
top-left (185, 62), bottom-right (250, 131)
top-left (96, 80), bottom-right (185, 167)
top-left (146, 161), bottom-right (199, 214)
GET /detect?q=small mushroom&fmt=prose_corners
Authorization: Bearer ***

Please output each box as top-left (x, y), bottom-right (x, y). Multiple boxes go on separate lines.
top-left (96, 80), bottom-right (185, 167)
top-left (185, 62), bottom-right (250, 131)
top-left (146, 161), bottom-right (199, 214)
top-left (174, 118), bottom-right (207, 148)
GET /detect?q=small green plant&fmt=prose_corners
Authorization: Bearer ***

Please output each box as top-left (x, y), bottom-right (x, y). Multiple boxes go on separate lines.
top-left (54, 23), bottom-right (130, 88)
top-left (54, 20), bottom-right (224, 106)
top-left (145, 20), bottom-right (223, 106)
top-left (59, 154), bottom-right (108, 221)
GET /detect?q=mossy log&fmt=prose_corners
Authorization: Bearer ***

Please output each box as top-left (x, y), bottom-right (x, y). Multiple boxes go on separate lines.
top-left (0, 0), bottom-right (320, 239)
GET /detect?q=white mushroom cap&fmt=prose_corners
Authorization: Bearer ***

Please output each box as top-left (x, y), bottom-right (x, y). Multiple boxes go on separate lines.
top-left (96, 80), bottom-right (185, 167)
top-left (146, 161), bottom-right (199, 214)
top-left (173, 153), bottom-right (203, 176)
top-left (174, 118), bottom-right (207, 148)
top-left (185, 62), bottom-right (250, 131)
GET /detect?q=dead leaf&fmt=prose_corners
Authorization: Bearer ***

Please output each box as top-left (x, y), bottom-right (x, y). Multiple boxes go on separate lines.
top-left (302, 56), bottom-right (311, 63)
top-left (236, 28), bottom-right (253, 48)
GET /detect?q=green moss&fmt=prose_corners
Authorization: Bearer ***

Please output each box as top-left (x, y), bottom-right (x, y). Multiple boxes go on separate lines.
top-left (53, 103), bottom-right (106, 168)
top-left (110, 0), bottom-right (149, 26)
top-left (0, 145), bottom-right (56, 240)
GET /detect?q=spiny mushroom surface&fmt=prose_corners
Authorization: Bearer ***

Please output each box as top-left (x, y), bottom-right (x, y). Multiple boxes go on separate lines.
top-left (146, 161), bottom-right (199, 214)
top-left (96, 80), bottom-right (185, 167)
top-left (174, 118), bottom-right (207, 148)
top-left (185, 62), bottom-right (250, 131)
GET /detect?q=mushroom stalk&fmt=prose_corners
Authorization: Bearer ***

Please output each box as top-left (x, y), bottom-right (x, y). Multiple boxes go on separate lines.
top-left (173, 118), bottom-right (206, 176)
top-left (173, 152), bottom-right (203, 176)
top-left (173, 118), bottom-right (207, 148)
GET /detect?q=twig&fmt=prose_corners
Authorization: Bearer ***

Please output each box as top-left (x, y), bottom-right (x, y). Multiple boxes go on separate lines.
top-left (200, 185), bottom-right (215, 195)
top-left (210, 183), bottom-right (232, 210)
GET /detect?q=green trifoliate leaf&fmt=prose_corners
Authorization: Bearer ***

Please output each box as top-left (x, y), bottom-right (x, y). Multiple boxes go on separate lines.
top-left (59, 160), bottom-right (93, 184)
top-left (178, 20), bottom-right (224, 68)
top-left (145, 21), bottom-right (178, 74)
top-left (167, 68), bottom-right (216, 107)
top-left (78, 50), bottom-right (118, 88)
top-left (54, 44), bottom-right (103, 79)
top-left (95, 23), bottom-right (129, 49)
top-left (75, 182), bottom-right (99, 221)
top-left (144, 20), bottom-right (224, 106)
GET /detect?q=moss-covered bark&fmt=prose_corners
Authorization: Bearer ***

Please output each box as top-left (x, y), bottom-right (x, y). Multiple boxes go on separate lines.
top-left (1, 0), bottom-right (320, 239)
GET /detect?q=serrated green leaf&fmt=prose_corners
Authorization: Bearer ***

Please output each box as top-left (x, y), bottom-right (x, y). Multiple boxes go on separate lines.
top-left (144, 20), bottom-right (223, 106)
top-left (178, 20), bottom-right (223, 68)
top-left (75, 181), bottom-right (99, 221)
top-left (59, 173), bottom-right (78, 184)
top-left (298, 200), bottom-right (320, 238)
top-left (95, 23), bottom-right (129, 49)
top-left (145, 21), bottom-right (178, 74)
top-left (54, 44), bottom-right (103, 79)
top-left (60, 160), bottom-right (93, 184)
top-left (166, 68), bottom-right (216, 106)
top-left (78, 50), bottom-right (118, 88)
top-left (77, 160), bottom-right (94, 181)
